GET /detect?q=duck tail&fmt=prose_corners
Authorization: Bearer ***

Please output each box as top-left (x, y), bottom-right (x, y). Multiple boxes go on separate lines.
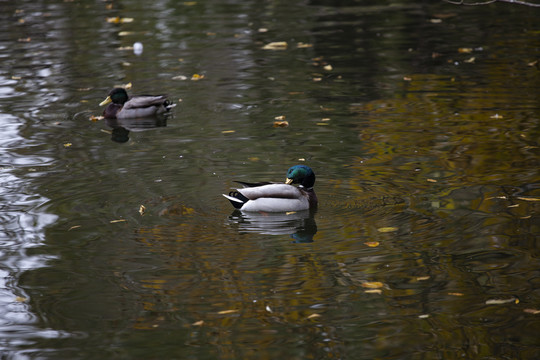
top-left (222, 191), bottom-right (249, 209)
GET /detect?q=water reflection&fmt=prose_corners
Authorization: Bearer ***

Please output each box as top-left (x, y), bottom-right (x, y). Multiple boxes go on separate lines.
top-left (105, 116), bottom-right (167, 143)
top-left (227, 210), bottom-right (317, 243)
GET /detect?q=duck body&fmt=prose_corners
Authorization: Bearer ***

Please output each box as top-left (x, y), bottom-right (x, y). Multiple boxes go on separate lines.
top-left (100, 88), bottom-right (175, 119)
top-left (223, 165), bottom-right (317, 212)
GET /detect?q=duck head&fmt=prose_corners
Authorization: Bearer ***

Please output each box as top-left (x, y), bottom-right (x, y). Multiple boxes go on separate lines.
top-left (285, 165), bottom-right (315, 189)
top-left (100, 88), bottom-right (129, 106)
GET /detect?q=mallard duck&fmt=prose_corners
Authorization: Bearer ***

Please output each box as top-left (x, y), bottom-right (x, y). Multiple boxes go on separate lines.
top-left (99, 88), bottom-right (175, 119)
top-left (223, 165), bottom-right (318, 212)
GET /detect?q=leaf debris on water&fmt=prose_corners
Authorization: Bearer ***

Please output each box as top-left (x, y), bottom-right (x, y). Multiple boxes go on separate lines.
top-left (89, 115), bottom-right (104, 122)
top-left (364, 241), bottom-right (379, 247)
top-left (485, 297), bottom-right (518, 305)
top-left (110, 219), bottom-right (127, 224)
top-left (307, 313), bottom-right (321, 319)
top-left (192, 320), bottom-right (204, 326)
top-left (221, 130), bottom-right (235, 134)
top-left (361, 281), bottom-right (384, 289)
top-left (68, 225), bottom-right (81, 231)
top-left (377, 227), bottom-right (398, 233)
top-left (139, 205), bottom-right (146, 216)
top-left (106, 16), bottom-right (134, 24)
top-left (262, 41), bottom-right (287, 50)
top-left (217, 309), bottom-right (239, 315)
top-left (273, 121), bottom-right (289, 127)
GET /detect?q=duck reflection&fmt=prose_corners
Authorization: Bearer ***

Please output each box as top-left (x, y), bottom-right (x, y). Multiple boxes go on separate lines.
top-left (105, 116), bottom-right (167, 143)
top-left (227, 210), bottom-right (317, 243)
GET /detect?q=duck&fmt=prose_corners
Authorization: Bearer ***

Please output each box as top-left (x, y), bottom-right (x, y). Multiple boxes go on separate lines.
top-left (223, 165), bottom-right (318, 212)
top-left (99, 88), bottom-right (175, 119)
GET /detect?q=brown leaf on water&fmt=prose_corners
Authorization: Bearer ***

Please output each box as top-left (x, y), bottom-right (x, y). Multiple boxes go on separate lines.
top-left (458, 47), bottom-right (473, 53)
top-left (221, 130), bottom-right (235, 134)
top-left (192, 320), bottom-right (204, 326)
top-left (274, 115), bottom-right (286, 120)
top-left (524, 308), bottom-right (540, 315)
top-left (464, 57), bottom-right (475, 64)
top-left (527, 59), bottom-right (538, 67)
top-left (448, 292), bottom-right (464, 296)
top-left (68, 225), bottom-right (81, 231)
top-left (416, 276), bottom-right (430, 281)
top-left (217, 309), bottom-right (239, 315)
top-left (262, 41), bottom-right (287, 50)
top-left (323, 64), bottom-right (333, 71)
top-left (377, 227), bottom-right (398, 233)
top-left (273, 121), bottom-right (289, 127)
top-left (307, 313), bottom-right (321, 319)
top-left (191, 74), bottom-right (204, 81)
top-left (297, 42), bottom-right (313, 48)
top-left (361, 281), bottom-right (384, 289)
top-left (139, 205), bottom-right (146, 216)
top-left (427, 178), bottom-right (437, 183)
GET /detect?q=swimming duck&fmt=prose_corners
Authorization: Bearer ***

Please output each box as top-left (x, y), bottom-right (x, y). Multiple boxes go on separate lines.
top-left (223, 165), bottom-right (318, 212)
top-left (99, 88), bottom-right (175, 119)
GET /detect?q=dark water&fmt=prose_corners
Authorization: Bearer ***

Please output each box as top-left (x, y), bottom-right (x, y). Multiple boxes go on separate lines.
top-left (1, 0), bottom-right (539, 358)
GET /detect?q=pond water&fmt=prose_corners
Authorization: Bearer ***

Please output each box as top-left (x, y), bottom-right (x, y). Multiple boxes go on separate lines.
top-left (1, 0), bottom-right (539, 358)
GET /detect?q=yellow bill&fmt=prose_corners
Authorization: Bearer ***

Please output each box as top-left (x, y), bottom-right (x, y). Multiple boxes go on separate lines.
top-left (285, 178), bottom-right (293, 184)
top-left (99, 96), bottom-right (112, 106)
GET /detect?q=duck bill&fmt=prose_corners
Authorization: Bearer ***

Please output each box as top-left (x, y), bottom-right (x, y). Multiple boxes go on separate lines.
top-left (285, 178), bottom-right (293, 184)
top-left (99, 96), bottom-right (112, 106)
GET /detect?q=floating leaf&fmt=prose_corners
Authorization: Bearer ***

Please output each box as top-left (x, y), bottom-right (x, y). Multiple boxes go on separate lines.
top-left (191, 74), bottom-right (204, 81)
top-left (377, 227), bottom-right (398, 233)
top-left (458, 47), bottom-right (473, 53)
top-left (110, 219), bottom-right (127, 224)
top-left (364, 241), bottom-right (379, 247)
top-left (464, 57), bottom-right (475, 63)
top-left (192, 320), bottom-right (204, 326)
top-left (265, 306), bottom-right (272, 313)
top-left (362, 281), bottom-right (384, 289)
top-left (273, 121), bottom-right (289, 127)
top-left (262, 41), bottom-right (287, 50)
top-left (139, 205), bottom-right (146, 216)
top-left (429, 18), bottom-right (442, 23)
top-left (217, 309), bottom-right (239, 315)
top-left (485, 297), bottom-right (518, 305)
top-left (321, 118), bottom-right (331, 121)
top-left (307, 313), bottom-right (321, 319)
top-left (172, 75), bottom-right (188, 81)
top-left (15, 296), bottom-right (27, 302)
top-left (418, 314), bottom-right (430, 318)
top-left (416, 276), bottom-right (430, 281)
top-left (285, 211), bottom-right (297, 215)
top-left (68, 225), bottom-right (81, 231)
top-left (258, 28), bottom-right (268, 33)
top-left (221, 130), bottom-right (235, 134)
top-left (448, 292), bottom-right (464, 296)
top-left (427, 178), bottom-right (437, 183)
top-left (274, 115), bottom-right (286, 120)
top-left (297, 42), bottom-right (313, 48)
top-left (106, 16), bottom-right (134, 24)
top-left (517, 196), bottom-right (540, 202)
top-left (316, 122), bottom-right (329, 126)
top-left (89, 115), bottom-right (104, 122)
top-left (63, 143), bottom-right (72, 148)
top-left (524, 308), bottom-right (540, 315)
top-left (364, 289), bottom-right (382, 294)
top-left (323, 64), bottom-right (333, 71)
top-left (403, 76), bottom-right (412, 81)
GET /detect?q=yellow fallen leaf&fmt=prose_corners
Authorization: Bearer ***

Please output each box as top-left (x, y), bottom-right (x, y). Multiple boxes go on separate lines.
top-left (217, 309), bottom-right (239, 315)
top-left (192, 320), bottom-right (204, 326)
top-left (321, 118), bottom-right (331, 121)
top-left (362, 281), bottom-right (384, 289)
top-left (364, 289), bottom-right (382, 294)
top-left (63, 143), bottom-right (72, 148)
top-left (285, 211), bottom-right (297, 215)
top-left (273, 121), bottom-right (289, 127)
top-left (464, 56), bottom-right (475, 63)
top-left (416, 276), bottom-right (430, 281)
top-left (262, 41), bottom-right (287, 50)
top-left (307, 313), bottom-right (321, 319)
top-left (364, 241), bottom-right (379, 247)
top-left (139, 205), bottom-right (146, 216)
top-left (297, 42), bottom-right (313, 48)
top-left (418, 314), bottom-right (430, 319)
top-left (274, 115), bottom-right (286, 120)
top-left (323, 64), bottom-right (333, 71)
top-left (191, 74), bottom-right (204, 81)
top-left (221, 130), bottom-right (235, 134)
top-left (68, 225), bottom-right (81, 231)
top-left (298, 158), bottom-right (305, 161)
top-left (448, 292), bottom-right (464, 296)
top-left (106, 16), bottom-right (134, 24)
top-left (316, 122), bottom-right (329, 126)
top-left (458, 47), bottom-right (473, 53)
top-left (15, 296), bottom-right (27, 302)
top-left (427, 178), bottom-right (437, 183)
top-left (377, 227), bottom-right (398, 233)
top-left (312, 77), bottom-right (322, 82)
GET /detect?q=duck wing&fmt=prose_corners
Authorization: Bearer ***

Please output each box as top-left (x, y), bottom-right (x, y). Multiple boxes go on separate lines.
top-left (123, 95), bottom-right (168, 109)
top-left (238, 184), bottom-right (303, 200)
